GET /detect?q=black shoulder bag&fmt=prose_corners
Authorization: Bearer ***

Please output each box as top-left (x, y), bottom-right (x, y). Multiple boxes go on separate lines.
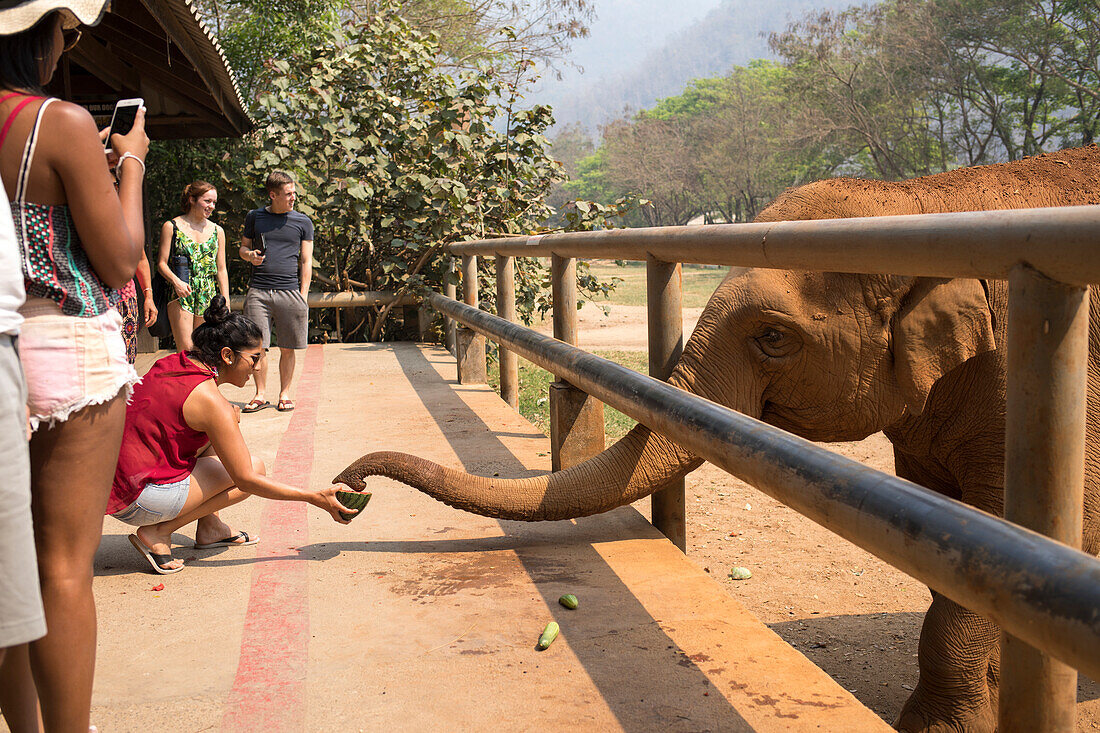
top-left (148, 221), bottom-right (191, 338)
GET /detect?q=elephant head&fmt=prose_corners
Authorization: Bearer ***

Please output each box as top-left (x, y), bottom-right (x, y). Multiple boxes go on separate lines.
top-left (334, 230), bottom-right (997, 521)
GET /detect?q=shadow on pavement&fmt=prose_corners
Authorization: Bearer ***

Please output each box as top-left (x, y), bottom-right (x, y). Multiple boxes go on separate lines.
top-left (363, 342), bottom-right (751, 731)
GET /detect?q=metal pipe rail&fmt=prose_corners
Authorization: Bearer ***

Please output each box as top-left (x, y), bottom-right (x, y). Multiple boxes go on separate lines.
top-left (450, 205), bottom-right (1100, 285)
top-left (428, 291), bottom-right (1100, 684)
top-left (447, 204), bottom-right (1100, 729)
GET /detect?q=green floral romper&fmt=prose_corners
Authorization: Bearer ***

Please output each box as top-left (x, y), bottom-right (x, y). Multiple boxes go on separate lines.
top-left (174, 221), bottom-right (219, 315)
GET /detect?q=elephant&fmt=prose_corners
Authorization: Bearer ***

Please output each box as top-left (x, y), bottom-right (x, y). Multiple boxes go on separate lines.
top-left (336, 144), bottom-right (1100, 731)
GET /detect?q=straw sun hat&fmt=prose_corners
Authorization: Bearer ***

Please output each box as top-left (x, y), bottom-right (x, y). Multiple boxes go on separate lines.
top-left (0, 0), bottom-right (109, 34)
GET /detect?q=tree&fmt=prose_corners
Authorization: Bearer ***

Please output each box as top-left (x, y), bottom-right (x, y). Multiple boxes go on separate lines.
top-left (219, 3), bottom-right (611, 340)
top-left (546, 122), bottom-right (594, 212)
top-left (933, 0), bottom-right (1100, 151)
top-left (566, 61), bottom-right (846, 226)
top-left (771, 4), bottom-right (950, 179)
top-left (666, 62), bottom-right (843, 222)
top-left (595, 116), bottom-right (701, 226)
top-left (771, 0), bottom-right (1095, 171)
top-left (191, 0), bottom-right (344, 103)
top-left (348, 0), bottom-right (592, 70)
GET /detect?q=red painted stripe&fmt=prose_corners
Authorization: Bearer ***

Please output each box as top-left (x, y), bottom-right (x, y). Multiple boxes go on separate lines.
top-left (222, 345), bottom-right (324, 731)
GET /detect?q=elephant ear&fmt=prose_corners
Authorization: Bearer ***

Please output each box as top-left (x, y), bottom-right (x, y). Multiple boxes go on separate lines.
top-left (891, 278), bottom-right (996, 417)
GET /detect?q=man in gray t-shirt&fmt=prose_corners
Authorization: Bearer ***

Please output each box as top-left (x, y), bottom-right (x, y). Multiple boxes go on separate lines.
top-left (238, 171), bottom-right (314, 413)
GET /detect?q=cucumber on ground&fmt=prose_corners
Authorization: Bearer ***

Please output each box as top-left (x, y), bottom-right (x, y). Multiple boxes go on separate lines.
top-left (537, 621), bottom-right (559, 650)
top-left (558, 594), bottom-right (578, 610)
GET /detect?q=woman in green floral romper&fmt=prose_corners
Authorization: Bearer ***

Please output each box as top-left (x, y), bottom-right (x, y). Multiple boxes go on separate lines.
top-left (157, 181), bottom-right (228, 351)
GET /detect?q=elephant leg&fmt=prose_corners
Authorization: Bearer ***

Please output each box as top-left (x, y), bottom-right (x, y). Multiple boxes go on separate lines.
top-left (895, 590), bottom-right (999, 733)
top-left (985, 639), bottom-right (1000, 715)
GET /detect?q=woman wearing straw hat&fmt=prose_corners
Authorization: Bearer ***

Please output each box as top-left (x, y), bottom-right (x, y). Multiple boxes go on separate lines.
top-left (0, 1), bottom-right (147, 730)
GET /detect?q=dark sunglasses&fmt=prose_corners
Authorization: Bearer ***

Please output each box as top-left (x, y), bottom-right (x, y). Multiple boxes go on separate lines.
top-left (62, 27), bottom-right (82, 52)
top-left (236, 351), bottom-right (262, 368)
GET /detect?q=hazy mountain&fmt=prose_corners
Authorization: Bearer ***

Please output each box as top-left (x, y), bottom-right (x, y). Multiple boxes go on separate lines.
top-left (532, 0), bottom-right (853, 136)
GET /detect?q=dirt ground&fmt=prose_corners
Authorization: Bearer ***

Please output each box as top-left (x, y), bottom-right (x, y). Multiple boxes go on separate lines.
top-left (545, 303), bottom-right (1100, 728)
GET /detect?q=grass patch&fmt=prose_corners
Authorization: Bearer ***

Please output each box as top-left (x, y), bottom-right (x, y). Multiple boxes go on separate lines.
top-left (488, 350), bottom-right (649, 443)
top-left (484, 261), bottom-right (720, 443)
top-left (585, 261), bottom-right (727, 308)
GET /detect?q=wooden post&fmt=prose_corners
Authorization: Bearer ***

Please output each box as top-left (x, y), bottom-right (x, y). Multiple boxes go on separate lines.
top-left (999, 264), bottom-right (1088, 733)
top-left (549, 255), bottom-right (604, 470)
top-left (443, 256), bottom-right (457, 354)
top-left (496, 255), bottom-right (518, 409)
top-left (456, 255), bottom-right (486, 384)
top-left (417, 305), bottom-right (432, 342)
top-left (647, 256), bottom-right (686, 551)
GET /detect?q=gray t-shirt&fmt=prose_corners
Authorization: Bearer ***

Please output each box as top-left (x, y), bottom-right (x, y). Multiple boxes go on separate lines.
top-left (243, 207), bottom-right (314, 291)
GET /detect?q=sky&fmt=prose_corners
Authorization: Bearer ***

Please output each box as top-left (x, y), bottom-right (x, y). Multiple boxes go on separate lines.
top-left (562, 0), bottom-right (724, 80)
top-left (525, 0), bottom-right (854, 134)
top-left (528, 0), bottom-right (723, 112)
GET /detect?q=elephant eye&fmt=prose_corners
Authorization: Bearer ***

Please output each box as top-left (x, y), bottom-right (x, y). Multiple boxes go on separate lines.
top-left (754, 326), bottom-right (801, 358)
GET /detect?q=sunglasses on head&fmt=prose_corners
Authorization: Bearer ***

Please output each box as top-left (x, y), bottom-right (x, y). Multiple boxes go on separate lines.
top-left (61, 27), bottom-right (81, 52)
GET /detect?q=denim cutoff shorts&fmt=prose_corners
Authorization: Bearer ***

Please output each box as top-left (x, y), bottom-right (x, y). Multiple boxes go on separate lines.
top-left (111, 476), bottom-right (191, 526)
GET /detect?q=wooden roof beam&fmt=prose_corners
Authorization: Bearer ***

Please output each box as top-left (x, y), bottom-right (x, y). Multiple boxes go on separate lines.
top-left (139, 0), bottom-right (241, 132)
top-left (67, 37), bottom-right (140, 92)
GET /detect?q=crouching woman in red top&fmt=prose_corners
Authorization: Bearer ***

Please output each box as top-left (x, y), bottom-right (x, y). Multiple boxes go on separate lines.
top-left (108, 295), bottom-right (359, 573)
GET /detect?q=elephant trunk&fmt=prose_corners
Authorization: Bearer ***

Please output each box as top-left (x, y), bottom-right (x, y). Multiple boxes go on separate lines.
top-left (333, 423), bottom-right (704, 521)
top-left (336, 295), bottom-right (754, 521)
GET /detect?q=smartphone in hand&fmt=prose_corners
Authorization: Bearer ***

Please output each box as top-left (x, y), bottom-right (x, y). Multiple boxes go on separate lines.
top-left (104, 97), bottom-right (144, 155)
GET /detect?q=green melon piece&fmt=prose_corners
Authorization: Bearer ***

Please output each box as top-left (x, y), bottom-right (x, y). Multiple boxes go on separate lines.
top-left (335, 490), bottom-right (372, 521)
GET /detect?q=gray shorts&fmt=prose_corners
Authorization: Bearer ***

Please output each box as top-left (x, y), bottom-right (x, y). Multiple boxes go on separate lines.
top-left (242, 288), bottom-right (308, 350)
top-left (110, 476), bottom-right (191, 527)
top-left (0, 334), bottom-right (46, 647)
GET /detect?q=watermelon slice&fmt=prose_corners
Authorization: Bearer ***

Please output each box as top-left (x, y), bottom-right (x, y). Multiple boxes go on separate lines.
top-left (335, 489), bottom-right (372, 521)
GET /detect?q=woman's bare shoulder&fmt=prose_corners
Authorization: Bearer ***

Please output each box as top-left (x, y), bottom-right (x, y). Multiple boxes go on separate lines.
top-left (41, 99), bottom-right (97, 136)
top-left (187, 376), bottom-right (224, 403)
top-left (182, 375), bottom-right (234, 429)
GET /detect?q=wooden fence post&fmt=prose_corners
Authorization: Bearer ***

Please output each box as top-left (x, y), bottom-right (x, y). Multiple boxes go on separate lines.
top-left (647, 256), bottom-right (686, 551)
top-left (549, 254), bottom-right (604, 470)
top-left (456, 254), bottom-right (486, 384)
top-left (999, 264), bottom-right (1088, 733)
top-left (496, 255), bottom-right (518, 409)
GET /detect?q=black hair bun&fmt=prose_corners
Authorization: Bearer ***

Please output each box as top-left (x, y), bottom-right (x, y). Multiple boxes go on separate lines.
top-left (203, 295), bottom-right (231, 325)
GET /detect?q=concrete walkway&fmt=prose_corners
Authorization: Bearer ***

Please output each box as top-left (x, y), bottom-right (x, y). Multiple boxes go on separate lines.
top-left (81, 343), bottom-right (889, 732)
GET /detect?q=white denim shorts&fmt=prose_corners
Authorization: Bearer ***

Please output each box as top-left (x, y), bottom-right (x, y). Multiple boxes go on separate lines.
top-left (110, 476), bottom-right (191, 527)
top-left (18, 297), bottom-right (139, 431)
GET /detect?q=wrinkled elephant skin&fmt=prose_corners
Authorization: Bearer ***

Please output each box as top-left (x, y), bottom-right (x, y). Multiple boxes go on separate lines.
top-left (337, 145), bottom-right (1100, 731)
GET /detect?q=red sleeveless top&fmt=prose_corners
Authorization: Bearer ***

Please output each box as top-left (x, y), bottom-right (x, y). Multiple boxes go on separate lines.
top-left (108, 352), bottom-right (216, 514)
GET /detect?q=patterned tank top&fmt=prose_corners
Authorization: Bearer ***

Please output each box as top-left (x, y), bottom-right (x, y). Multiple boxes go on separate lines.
top-left (2, 96), bottom-right (119, 317)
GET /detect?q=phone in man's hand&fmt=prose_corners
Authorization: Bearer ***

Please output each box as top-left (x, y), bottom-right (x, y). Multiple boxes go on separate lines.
top-left (255, 233), bottom-right (266, 255)
top-left (104, 97), bottom-right (144, 155)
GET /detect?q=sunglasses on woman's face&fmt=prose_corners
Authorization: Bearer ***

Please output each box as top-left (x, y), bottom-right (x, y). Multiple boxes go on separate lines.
top-left (61, 27), bottom-right (82, 52)
top-left (236, 351), bottom-right (262, 368)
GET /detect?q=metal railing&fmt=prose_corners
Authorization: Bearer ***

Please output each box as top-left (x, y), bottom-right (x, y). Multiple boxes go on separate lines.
top-left (434, 205), bottom-right (1100, 732)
